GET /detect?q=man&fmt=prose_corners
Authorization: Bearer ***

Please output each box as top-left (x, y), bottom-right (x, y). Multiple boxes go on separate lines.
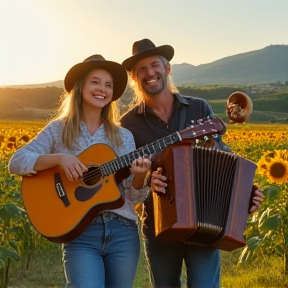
top-left (120, 38), bottom-right (264, 288)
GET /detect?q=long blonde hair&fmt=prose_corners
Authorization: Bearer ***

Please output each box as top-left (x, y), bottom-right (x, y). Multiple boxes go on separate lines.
top-left (52, 73), bottom-right (122, 149)
top-left (129, 55), bottom-right (178, 106)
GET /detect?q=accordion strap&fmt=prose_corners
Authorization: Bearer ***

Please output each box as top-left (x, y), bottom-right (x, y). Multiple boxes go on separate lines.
top-left (179, 103), bottom-right (187, 130)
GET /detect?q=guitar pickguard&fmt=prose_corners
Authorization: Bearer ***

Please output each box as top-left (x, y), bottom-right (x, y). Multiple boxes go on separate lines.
top-left (74, 183), bottom-right (103, 202)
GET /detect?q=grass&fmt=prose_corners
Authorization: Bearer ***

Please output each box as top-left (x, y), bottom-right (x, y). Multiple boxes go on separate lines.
top-left (7, 239), bottom-right (151, 288)
top-left (6, 239), bottom-right (288, 288)
top-left (8, 242), bottom-right (64, 288)
top-left (221, 250), bottom-right (288, 288)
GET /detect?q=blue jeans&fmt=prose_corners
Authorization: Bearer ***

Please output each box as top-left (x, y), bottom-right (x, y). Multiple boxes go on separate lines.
top-left (144, 237), bottom-right (221, 288)
top-left (62, 212), bottom-right (140, 288)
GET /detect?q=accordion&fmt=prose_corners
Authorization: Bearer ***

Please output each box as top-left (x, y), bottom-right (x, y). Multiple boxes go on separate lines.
top-left (152, 144), bottom-right (257, 251)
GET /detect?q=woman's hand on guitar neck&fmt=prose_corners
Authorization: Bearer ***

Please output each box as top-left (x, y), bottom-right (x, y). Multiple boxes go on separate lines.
top-left (130, 156), bottom-right (152, 190)
top-left (60, 154), bottom-right (88, 181)
top-left (151, 167), bottom-right (167, 194)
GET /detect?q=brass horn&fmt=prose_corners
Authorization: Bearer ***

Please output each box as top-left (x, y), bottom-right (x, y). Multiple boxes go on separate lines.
top-left (226, 91), bottom-right (253, 124)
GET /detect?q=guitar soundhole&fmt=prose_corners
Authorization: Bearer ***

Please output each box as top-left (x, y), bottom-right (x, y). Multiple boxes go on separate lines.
top-left (83, 166), bottom-right (101, 186)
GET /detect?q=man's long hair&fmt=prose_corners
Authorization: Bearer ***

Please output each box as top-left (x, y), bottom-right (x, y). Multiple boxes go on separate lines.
top-left (51, 73), bottom-right (122, 149)
top-left (128, 56), bottom-right (178, 106)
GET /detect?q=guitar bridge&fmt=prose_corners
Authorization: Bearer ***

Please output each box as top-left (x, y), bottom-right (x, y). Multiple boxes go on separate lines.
top-left (54, 173), bottom-right (70, 207)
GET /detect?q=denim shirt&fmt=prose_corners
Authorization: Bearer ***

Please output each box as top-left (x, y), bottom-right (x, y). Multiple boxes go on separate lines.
top-left (8, 119), bottom-right (150, 222)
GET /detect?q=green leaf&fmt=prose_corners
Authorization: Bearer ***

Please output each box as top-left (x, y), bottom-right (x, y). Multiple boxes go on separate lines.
top-left (258, 215), bottom-right (281, 234)
top-left (0, 259), bottom-right (4, 267)
top-left (9, 239), bottom-right (20, 252)
top-left (0, 189), bottom-right (5, 197)
top-left (0, 202), bottom-right (24, 224)
top-left (258, 209), bottom-right (270, 226)
top-left (266, 185), bottom-right (281, 202)
top-left (246, 236), bottom-right (262, 251)
top-left (284, 232), bottom-right (288, 244)
top-left (274, 244), bottom-right (285, 255)
top-left (0, 247), bottom-right (21, 263)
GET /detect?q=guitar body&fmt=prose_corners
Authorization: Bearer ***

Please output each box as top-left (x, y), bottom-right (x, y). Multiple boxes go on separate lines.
top-left (21, 143), bottom-right (125, 243)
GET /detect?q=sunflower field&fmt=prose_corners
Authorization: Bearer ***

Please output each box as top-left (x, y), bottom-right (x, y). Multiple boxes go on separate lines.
top-left (0, 120), bottom-right (288, 288)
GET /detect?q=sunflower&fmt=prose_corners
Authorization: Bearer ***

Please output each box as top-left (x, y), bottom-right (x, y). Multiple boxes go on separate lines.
top-left (264, 158), bottom-right (288, 184)
top-left (8, 136), bottom-right (17, 142)
top-left (20, 134), bottom-right (30, 143)
top-left (257, 149), bottom-right (288, 184)
top-left (277, 150), bottom-right (288, 161)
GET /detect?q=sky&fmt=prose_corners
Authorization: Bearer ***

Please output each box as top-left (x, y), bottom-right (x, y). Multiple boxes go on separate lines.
top-left (0, 0), bottom-right (287, 86)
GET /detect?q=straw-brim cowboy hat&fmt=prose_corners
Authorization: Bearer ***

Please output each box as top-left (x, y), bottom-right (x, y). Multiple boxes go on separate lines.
top-left (64, 54), bottom-right (127, 101)
top-left (122, 38), bottom-right (174, 72)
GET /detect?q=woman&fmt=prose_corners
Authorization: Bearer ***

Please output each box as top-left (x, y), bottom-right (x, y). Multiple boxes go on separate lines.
top-left (8, 54), bottom-right (151, 288)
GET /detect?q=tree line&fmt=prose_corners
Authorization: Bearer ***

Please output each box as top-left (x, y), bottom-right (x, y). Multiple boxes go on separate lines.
top-left (0, 86), bottom-right (287, 122)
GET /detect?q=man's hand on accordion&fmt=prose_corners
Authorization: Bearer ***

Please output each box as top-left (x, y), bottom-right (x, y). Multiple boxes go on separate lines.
top-left (150, 168), bottom-right (264, 214)
top-left (151, 167), bottom-right (167, 194)
top-left (249, 184), bottom-right (265, 214)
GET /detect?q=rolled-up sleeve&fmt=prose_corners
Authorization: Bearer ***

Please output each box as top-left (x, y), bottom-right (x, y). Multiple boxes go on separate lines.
top-left (122, 175), bottom-right (150, 204)
top-left (8, 122), bottom-right (57, 176)
top-left (119, 129), bottom-right (151, 204)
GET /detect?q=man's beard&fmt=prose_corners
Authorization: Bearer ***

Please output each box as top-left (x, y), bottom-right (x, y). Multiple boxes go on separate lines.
top-left (141, 74), bottom-right (168, 96)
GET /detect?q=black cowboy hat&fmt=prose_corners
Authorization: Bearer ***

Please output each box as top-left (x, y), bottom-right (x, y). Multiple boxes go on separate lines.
top-left (64, 54), bottom-right (127, 101)
top-left (122, 39), bottom-right (174, 72)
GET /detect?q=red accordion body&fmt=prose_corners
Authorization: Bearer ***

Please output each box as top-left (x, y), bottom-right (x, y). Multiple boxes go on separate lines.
top-left (152, 144), bottom-right (257, 251)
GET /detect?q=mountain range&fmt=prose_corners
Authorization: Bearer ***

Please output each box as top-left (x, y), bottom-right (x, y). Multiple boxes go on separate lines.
top-left (171, 44), bottom-right (288, 85)
top-left (1, 45), bottom-right (288, 88)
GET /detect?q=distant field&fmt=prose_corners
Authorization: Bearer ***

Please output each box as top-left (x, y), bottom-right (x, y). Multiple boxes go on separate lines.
top-left (208, 99), bottom-right (288, 123)
top-left (1, 85), bottom-right (288, 123)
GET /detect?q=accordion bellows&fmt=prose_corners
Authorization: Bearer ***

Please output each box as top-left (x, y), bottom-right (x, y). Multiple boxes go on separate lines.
top-left (152, 144), bottom-right (257, 251)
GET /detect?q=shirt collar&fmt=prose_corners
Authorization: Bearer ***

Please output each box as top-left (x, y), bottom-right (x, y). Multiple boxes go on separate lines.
top-left (136, 93), bottom-right (190, 115)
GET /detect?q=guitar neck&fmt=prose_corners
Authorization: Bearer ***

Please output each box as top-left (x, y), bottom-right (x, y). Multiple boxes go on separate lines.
top-left (100, 131), bottom-right (182, 176)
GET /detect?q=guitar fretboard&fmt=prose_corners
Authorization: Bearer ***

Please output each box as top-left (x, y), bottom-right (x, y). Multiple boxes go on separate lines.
top-left (100, 132), bottom-right (181, 176)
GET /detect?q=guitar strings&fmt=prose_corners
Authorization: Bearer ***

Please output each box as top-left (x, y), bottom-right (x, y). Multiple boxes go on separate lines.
top-left (79, 136), bottom-right (175, 182)
top-left (81, 151), bottom-right (150, 182)
top-left (81, 168), bottom-right (102, 181)
top-left (80, 137), bottom-right (176, 182)
top-left (80, 154), bottom-right (137, 182)
top-left (80, 120), bottom-right (216, 183)
top-left (81, 163), bottom-right (116, 181)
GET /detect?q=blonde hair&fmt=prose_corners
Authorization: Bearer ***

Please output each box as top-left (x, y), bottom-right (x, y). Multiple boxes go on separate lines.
top-left (129, 55), bottom-right (178, 106)
top-left (52, 72), bottom-right (122, 149)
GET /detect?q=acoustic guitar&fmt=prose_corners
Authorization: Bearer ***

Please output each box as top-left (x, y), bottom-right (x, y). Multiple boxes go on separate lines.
top-left (21, 116), bottom-right (226, 243)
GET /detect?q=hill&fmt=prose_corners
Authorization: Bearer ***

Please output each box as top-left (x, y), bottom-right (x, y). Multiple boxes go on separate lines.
top-left (0, 80), bottom-right (64, 89)
top-left (171, 45), bottom-right (288, 86)
top-left (0, 85), bottom-right (287, 123)
top-left (1, 45), bottom-right (287, 88)
top-left (0, 87), bottom-right (62, 120)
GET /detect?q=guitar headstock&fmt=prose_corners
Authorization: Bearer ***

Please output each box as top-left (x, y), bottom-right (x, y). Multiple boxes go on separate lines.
top-left (179, 116), bottom-right (226, 140)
